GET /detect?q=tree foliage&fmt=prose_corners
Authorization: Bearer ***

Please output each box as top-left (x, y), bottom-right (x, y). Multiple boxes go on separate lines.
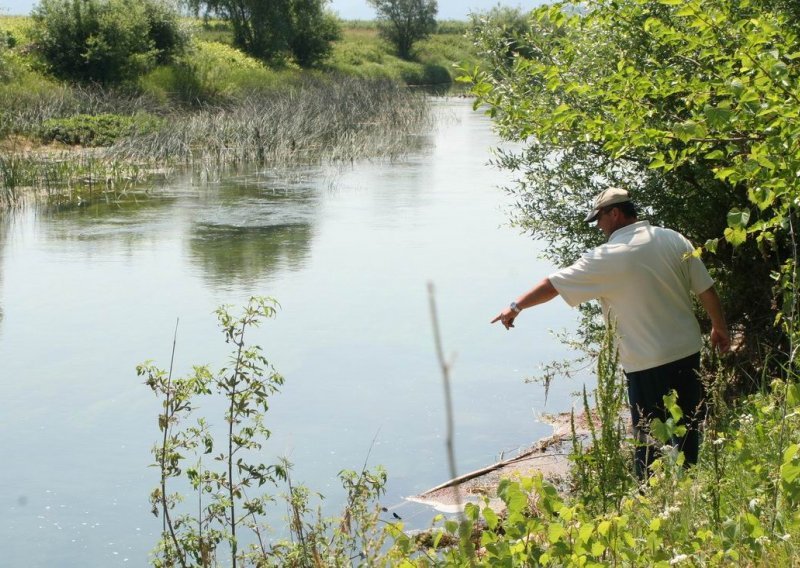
top-left (187, 0), bottom-right (340, 67)
top-left (30, 0), bottom-right (187, 84)
top-left (466, 0), bottom-right (800, 373)
top-left (368, 0), bottom-right (438, 60)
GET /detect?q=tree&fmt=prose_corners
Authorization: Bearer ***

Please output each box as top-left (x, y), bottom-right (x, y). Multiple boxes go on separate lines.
top-left (368, 0), bottom-right (438, 60)
top-left (465, 0), bottom-right (800, 376)
top-left (30, 0), bottom-right (186, 84)
top-left (289, 0), bottom-right (342, 67)
top-left (188, 0), bottom-right (340, 66)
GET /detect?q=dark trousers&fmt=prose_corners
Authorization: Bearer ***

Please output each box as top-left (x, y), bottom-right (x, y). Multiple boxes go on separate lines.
top-left (625, 352), bottom-right (705, 479)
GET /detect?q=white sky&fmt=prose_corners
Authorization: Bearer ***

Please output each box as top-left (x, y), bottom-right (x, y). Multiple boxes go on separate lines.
top-left (1, 0), bottom-right (547, 19)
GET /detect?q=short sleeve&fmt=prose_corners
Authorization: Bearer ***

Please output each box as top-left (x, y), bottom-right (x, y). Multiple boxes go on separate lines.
top-left (686, 255), bottom-right (714, 294)
top-left (548, 252), bottom-right (613, 307)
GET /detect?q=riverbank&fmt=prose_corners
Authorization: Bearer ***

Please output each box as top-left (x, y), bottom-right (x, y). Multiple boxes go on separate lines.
top-left (409, 411), bottom-right (608, 514)
top-left (1, 14), bottom-right (471, 205)
top-left (0, 76), bottom-right (432, 206)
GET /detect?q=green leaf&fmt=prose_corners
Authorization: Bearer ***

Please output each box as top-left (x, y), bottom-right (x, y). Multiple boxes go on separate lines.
top-left (705, 238), bottom-right (719, 253)
top-left (484, 506), bottom-right (499, 530)
top-left (664, 392), bottom-right (683, 422)
top-left (739, 89), bottom-right (761, 104)
top-left (578, 523), bottom-right (593, 543)
top-left (727, 208), bottom-right (751, 228)
top-left (704, 149), bottom-right (725, 160)
top-left (704, 106), bottom-right (733, 128)
top-left (748, 187), bottom-right (776, 210)
top-left (548, 523), bottom-right (566, 543)
top-left (650, 418), bottom-right (671, 443)
top-left (788, 384), bottom-right (800, 407)
top-left (598, 520), bottom-right (612, 536)
top-left (591, 541), bottom-right (606, 556)
top-left (724, 227), bottom-right (747, 247)
top-left (673, 120), bottom-right (707, 143)
top-left (780, 460), bottom-right (800, 485)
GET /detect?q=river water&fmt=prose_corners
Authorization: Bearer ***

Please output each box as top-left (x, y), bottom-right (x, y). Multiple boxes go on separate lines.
top-left (0, 98), bottom-right (585, 565)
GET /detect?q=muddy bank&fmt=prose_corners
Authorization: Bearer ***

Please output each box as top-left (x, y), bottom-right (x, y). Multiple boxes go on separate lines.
top-left (407, 412), bottom-right (602, 514)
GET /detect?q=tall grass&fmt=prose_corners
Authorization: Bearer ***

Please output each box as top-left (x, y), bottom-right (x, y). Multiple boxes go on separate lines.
top-left (0, 147), bottom-right (154, 207)
top-left (0, 76), bottom-right (430, 206)
top-left (112, 75), bottom-right (431, 167)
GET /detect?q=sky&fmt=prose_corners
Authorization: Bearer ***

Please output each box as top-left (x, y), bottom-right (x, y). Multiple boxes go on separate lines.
top-left (0, 0), bottom-right (548, 19)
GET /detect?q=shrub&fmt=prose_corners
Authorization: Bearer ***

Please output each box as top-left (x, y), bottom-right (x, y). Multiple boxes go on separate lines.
top-left (30, 0), bottom-right (186, 84)
top-left (288, 1), bottom-right (342, 67)
top-left (39, 113), bottom-right (163, 146)
top-left (367, 0), bottom-right (438, 59)
top-left (187, 0), bottom-right (340, 67)
top-left (139, 40), bottom-right (283, 105)
top-left (141, 0), bottom-right (189, 65)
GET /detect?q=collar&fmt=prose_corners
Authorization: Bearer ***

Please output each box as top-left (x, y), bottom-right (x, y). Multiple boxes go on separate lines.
top-left (609, 220), bottom-right (650, 242)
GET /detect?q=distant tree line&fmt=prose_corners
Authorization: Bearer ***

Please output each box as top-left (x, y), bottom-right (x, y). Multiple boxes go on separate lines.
top-left (186, 0), bottom-right (341, 67)
top-left (26, 0), bottom-right (443, 85)
top-left (28, 0), bottom-right (342, 84)
top-left (368, 0), bottom-right (438, 60)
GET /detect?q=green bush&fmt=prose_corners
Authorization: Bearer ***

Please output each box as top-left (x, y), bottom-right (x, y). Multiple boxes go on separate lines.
top-left (288, 1), bottom-right (342, 67)
top-left (139, 40), bottom-right (284, 105)
top-left (39, 113), bottom-right (163, 146)
top-left (30, 0), bottom-right (187, 84)
top-left (141, 0), bottom-right (189, 65)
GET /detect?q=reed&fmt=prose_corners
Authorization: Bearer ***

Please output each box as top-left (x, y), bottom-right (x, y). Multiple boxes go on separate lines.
top-left (111, 75), bottom-right (431, 168)
top-left (0, 76), bottom-right (431, 206)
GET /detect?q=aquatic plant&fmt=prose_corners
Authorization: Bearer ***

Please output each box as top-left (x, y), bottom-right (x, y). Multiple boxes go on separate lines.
top-left (0, 75), bottom-right (430, 207)
top-left (112, 75), bottom-right (431, 168)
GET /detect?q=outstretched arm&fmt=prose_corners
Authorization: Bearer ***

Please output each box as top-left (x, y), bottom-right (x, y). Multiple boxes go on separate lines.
top-left (697, 285), bottom-right (730, 352)
top-left (491, 278), bottom-right (559, 330)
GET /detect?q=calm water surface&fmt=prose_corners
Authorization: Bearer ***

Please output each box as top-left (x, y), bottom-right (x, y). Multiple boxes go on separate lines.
top-left (0, 98), bottom-right (586, 566)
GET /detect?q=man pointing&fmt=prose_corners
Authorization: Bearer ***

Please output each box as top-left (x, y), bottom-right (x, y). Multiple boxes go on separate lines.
top-left (492, 187), bottom-right (730, 478)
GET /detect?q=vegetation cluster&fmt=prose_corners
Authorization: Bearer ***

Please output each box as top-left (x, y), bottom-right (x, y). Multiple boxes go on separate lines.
top-left (368, 0), bottom-right (439, 60)
top-left (0, 2), bottom-right (476, 205)
top-left (0, 73), bottom-right (430, 206)
top-left (145, 301), bottom-right (800, 566)
top-left (140, 0), bottom-right (800, 565)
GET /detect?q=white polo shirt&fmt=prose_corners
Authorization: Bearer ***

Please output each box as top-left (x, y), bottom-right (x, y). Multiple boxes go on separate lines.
top-left (548, 221), bottom-right (714, 372)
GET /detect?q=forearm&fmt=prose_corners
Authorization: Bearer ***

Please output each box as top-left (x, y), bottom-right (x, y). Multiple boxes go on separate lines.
top-left (514, 277), bottom-right (559, 311)
top-left (697, 285), bottom-right (727, 330)
top-left (698, 285), bottom-right (730, 352)
top-left (492, 277), bottom-right (559, 329)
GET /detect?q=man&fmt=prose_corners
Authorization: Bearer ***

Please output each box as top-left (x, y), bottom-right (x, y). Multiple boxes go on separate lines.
top-left (491, 187), bottom-right (730, 478)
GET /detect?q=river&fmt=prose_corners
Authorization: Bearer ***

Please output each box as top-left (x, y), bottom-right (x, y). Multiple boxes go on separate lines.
top-left (0, 97), bottom-right (585, 565)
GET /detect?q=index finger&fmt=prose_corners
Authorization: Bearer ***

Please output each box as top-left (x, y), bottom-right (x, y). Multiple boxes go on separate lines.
top-left (490, 314), bottom-right (502, 324)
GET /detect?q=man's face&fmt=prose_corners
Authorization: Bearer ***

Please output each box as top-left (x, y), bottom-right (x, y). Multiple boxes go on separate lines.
top-left (595, 206), bottom-right (617, 238)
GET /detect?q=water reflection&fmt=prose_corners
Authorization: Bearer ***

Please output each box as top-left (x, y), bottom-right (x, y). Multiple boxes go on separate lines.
top-left (0, 214), bottom-right (6, 328)
top-left (37, 197), bottom-right (181, 250)
top-left (186, 172), bottom-right (320, 286)
top-left (188, 222), bottom-right (313, 287)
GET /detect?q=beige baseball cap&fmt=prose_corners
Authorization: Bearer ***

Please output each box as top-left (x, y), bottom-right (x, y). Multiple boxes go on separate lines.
top-left (584, 187), bottom-right (631, 222)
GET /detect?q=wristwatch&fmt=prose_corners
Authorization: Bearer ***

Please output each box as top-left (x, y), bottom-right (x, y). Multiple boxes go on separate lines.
top-left (510, 301), bottom-right (521, 313)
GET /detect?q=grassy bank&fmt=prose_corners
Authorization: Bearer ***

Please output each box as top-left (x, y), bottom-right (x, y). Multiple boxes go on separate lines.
top-left (0, 76), bottom-right (431, 206)
top-left (0, 16), bottom-right (474, 205)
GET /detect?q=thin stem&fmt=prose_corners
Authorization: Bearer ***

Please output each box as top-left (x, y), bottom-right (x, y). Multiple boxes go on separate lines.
top-left (162, 318), bottom-right (188, 568)
top-left (228, 323), bottom-right (247, 568)
top-left (426, 282), bottom-right (463, 516)
top-left (771, 213), bottom-right (798, 532)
